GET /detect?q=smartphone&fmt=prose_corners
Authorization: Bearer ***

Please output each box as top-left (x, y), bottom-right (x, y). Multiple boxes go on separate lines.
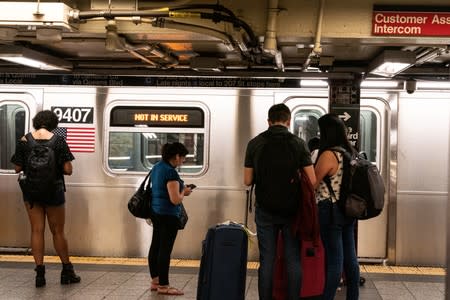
top-left (187, 184), bottom-right (197, 189)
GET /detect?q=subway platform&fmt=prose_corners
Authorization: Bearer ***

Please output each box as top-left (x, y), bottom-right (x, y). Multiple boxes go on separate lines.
top-left (0, 255), bottom-right (445, 300)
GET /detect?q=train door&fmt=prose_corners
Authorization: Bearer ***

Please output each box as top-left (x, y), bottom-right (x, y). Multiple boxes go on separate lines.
top-left (279, 93), bottom-right (390, 260)
top-left (0, 92), bottom-right (39, 247)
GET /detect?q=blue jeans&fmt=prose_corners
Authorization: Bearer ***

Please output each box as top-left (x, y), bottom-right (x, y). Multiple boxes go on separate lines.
top-left (255, 208), bottom-right (301, 300)
top-left (318, 200), bottom-right (360, 300)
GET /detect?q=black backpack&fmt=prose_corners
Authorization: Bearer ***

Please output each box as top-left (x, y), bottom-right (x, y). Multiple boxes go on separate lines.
top-left (255, 131), bottom-right (301, 216)
top-left (24, 133), bottom-right (60, 202)
top-left (326, 147), bottom-right (385, 220)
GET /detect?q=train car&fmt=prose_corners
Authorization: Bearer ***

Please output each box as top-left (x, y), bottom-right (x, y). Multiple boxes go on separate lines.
top-left (0, 81), bottom-right (448, 267)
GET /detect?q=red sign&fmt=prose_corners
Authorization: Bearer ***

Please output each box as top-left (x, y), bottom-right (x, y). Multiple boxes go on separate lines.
top-left (372, 11), bottom-right (450, 36)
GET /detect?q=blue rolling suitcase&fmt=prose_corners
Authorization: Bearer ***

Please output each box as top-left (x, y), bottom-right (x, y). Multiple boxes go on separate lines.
top-left (197, 223), bottom-right (248, 300)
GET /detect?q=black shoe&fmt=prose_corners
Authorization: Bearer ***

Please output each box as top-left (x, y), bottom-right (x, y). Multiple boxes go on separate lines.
top-left (35, 265), bottom-right (46, 288)
top-left (61, 263), bottom-right (81, 284)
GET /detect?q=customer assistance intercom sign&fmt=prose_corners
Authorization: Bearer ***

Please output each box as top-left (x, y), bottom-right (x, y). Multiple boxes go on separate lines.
top-left (373, 5), bottom-right (450, 36)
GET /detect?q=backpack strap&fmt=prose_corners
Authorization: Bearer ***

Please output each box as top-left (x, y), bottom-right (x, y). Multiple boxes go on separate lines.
top-left (46, 134), bottom-right (58, 148)
top-left (245, 184), bottom-right (254, 227)
top-left (25, 132), bottom-right (37, 147)
top-left (246, 184), bottom-right (255, 213)
top-left (323, 148), bottom-right (342, 202)
top-left (25, 132), bottom-right (58, 148)
top-left (324, 177), bottom-right (338, 202)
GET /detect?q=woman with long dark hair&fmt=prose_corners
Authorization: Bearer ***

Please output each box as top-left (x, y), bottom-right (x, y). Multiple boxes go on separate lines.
top-left (313, 113), bottom-right (360, 300)
top-left (148, 142), bottom-right (194, 296)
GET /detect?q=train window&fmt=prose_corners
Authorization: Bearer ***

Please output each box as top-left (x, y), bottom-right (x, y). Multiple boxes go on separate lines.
top-left (359, 110), bottom-right (378, 163)
top-left (292, 108), bottom-right (323, 144)
top-left (0, 103), bottom-right (27, 170)
top-left (292, 107), bottom-right (378, 164)
top-left (107, 105), bottom-right (206, 175)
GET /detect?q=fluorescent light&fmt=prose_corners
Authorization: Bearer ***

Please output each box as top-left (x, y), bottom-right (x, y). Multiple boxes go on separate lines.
top-left (417, 81), bottom-right (450, 90)
top-left (0, 56), bottom-right (66, 70)
top-left (369, 50), bottom-right (416, 77)
top-left (361, 80), bottom-right (403, 88)
top-left (300, 80), bottom-right (328, 87)
top-left (0, 45), bottom-right (72, 71)
top-left (370, 62), bottom-right (411, 77)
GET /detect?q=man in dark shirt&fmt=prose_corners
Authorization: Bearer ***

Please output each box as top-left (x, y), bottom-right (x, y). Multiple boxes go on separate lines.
top-left (244, 103), bottom-right (316, 300)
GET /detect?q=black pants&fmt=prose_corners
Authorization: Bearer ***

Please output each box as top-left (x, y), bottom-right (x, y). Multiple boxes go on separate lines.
top-left (148, 214), bottom-right (179, 286)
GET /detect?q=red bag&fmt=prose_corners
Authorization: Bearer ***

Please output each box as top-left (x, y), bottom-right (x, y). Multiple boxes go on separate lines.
top-left (300, 239), bottom-right (325, 298)
top-left (273, 169), bottom-right (325, 299)
top-left (272, 233), bottom-right (325, 299)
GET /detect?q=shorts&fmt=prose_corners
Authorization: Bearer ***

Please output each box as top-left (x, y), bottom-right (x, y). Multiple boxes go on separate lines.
top-left (20, 180), bottom-right (66, 207)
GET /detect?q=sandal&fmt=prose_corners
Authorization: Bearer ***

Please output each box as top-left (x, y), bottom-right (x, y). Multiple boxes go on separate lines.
top-left (150, 278), bottom-right (159, 291)
top-left (157, 286), bottom-right (184, 296)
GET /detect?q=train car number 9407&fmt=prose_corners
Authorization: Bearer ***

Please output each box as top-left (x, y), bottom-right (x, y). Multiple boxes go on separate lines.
top-left (51, 106), bottom-right (94, 124)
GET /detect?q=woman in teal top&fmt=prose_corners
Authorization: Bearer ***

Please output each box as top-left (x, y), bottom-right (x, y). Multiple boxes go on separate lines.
top-left (148, 142), bottom-right (194, 296)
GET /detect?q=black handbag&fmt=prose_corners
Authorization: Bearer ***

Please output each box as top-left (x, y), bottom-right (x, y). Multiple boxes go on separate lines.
top-left (177, 203), bottom-right (188, 230)
top-left (128, 171), bottom-right (153, 219)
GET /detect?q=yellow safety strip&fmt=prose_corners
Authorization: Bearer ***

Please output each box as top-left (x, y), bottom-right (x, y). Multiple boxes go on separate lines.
top-left (0, 255), bottom-right (445, 275)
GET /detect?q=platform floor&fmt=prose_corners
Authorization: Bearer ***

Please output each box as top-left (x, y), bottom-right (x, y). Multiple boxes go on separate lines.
top-left (0, 255), bottom-right (446, 299)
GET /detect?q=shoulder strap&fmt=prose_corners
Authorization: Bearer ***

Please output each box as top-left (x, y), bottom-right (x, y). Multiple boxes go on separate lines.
top-left (25, 132), bottom-right (58, 148)
top-left (323, 149), bottom-right (342, 202)
top-left (144, 170), bottom-right (152, 191)
top-left (324, 177), bottom-right (338, 201)
top-left (46, 134), bottom-right (58, 148)
top-left (25, 132), bottom-right (37, 147)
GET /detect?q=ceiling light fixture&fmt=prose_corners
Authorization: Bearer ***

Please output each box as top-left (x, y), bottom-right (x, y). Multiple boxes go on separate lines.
top-left (361, 80), bottom-right (403, 88)
top-left (0, 45), bottom-right (72, 71)
top-left (417, 81), bottom-right (450, 90)
top-left (300, 79), bottom-right (328, 87)
top-left (368, 50), bottom-right (416, 77)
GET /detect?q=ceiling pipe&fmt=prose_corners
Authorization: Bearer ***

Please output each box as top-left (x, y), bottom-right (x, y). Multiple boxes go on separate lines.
top-left (415, 47), bottom-right (448, 65)
top-left (151, 18), bottom-right (237, 52)
top-left (138, 0), bottom-right (193, 9)
top-left (263, 0), bottom-right (284, 71)
top-left (303, 0), bottom-right (325, 70)
top-left (105, 20), bottom-right (178, 68)
top-left (71, 5), bottom-right (258, 49)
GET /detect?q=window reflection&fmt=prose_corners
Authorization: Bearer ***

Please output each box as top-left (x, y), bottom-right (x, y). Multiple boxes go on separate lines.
top-left (292, 107), bottom-right (378, 163)
top-left (292, 109), bottom-right (322, 145)
top-left (359, 110), bottom-right (377, 163)
top-left (0, 103), bottom-right (26, 170)
top-left (108, 132), bottom-right (204, 173)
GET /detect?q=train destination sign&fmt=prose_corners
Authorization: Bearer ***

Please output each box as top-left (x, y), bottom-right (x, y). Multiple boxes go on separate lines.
top-left (110, 106), bottom-right (204, 128)
top-left (373, 6), bottom-right (450, 36)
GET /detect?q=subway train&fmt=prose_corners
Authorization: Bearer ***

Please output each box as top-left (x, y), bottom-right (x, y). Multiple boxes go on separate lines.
top-left (0, 78), bottom-right (448, 267)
